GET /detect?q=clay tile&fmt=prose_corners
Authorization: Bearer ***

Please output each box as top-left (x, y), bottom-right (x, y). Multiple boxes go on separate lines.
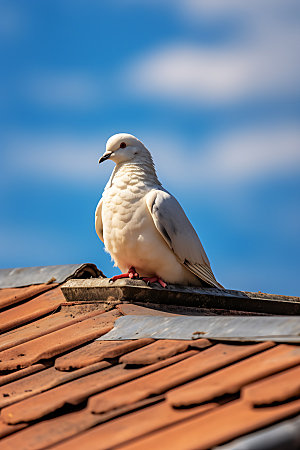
top-left (1, 351), bottom-right (193, 424)
top-left (0, 284), bottom-right (55, 310)
top-left (0, 307), bottom-right (105, 352)
top-left (50, 402), bottom-right (216, 450)
top-left (119, 340), bottom-right (189, 365)
top-left (0, 309), bottom-right (120, 371)
top-left (167, 343), bottom-right (299, 408)
top-left (0, 361), bottom-right (111, 410)
top-left (0, 287), bottom-right (65, 333)
top-left (89, 343), bottom-right (269, 415)
top-left (116, 303), bottom-right (178, 316)
top-left (243, 364), bottom-right (300, 406)
top-left (117, 398), bottom-right (300, 450)
top-left (55, 338), bottom-right (154, 371)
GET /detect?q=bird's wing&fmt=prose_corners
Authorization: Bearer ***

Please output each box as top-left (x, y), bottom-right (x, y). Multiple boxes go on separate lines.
top-left (146, 189), bottom-right (223, 288)
top-left (95, 197), bottom-right (104, 243)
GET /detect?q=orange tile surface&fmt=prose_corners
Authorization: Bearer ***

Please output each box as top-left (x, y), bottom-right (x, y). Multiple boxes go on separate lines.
top-left (55, 338), bottom-right (154, 370)
top-left (0, 287), bottom-right (65, 333)
top-left (88, 342), bottom-right (271, 414)
top-left (0, 418), bottom-right (27, 439)
top-left (116, 303), bottom-right (178, 316)
top-left (0, 363), bottom-right (49, 388)
top-left (167, 343), bottom-right (300, 407)
top-left (0, 284), bottom-right (55, 310)
top-left (120, 398), bottom-right (300, 450)
top-left (0, 361), bottom-right (111, 409)
top-left (0, 309), bottom-right (119, 370)
top-left (1, 352), bottom-right (195, 424)
top-left (53, 402), bottom-right (216, 450)
top-left (243, 365), bottom-right (300, 405)
top-left (0, 308), bottom-right (105, 352)
top-left (0, 398), bottom-right (162, 450)
top-left (0, 282), bottom-right (298, 449)
top-left (119, 339), bottom-right (190, 365)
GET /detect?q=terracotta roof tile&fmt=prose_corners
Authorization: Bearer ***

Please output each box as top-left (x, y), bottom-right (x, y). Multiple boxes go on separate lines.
top-left (53, 401), bottom-right (216, 450)
top-left (0, 309), bottom-right (119, 370)
top-left (120, 398), bottom-right (300, 450)
top-left (0, 363), bottom-right (49, 387)
top-left (167, 344), bottom-right (300, 407)
top-left (0, 418), bottom-right (27, 440)
top-left (0, 361), bottom-right (111, 409)
top-left (0, 273), bottom-right (298, 449)
top-left (1, 351), bottom-right (195, 424)
top-left (88, 342), bottom-right (271, 414)
top-left (54, 338), bottom-right (154, 371)
top-left (243, 365), bottom-right (300, 406)
top-left (0, 398), bottom-right (163, 450)
top-left (116, 303), bottom-right (178, 316)
top-left (0, 287), bottom-right (65, 333)
top-left (0, 284), bottom-right (56, 310)
top-left (119, 339), bottom-right (192, 365)
top-left (0, 308), bottom-right (106, 352)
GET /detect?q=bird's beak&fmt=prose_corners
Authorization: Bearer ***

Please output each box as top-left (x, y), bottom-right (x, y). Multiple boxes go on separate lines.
top-left (99, 152), bottom-right (112, 164)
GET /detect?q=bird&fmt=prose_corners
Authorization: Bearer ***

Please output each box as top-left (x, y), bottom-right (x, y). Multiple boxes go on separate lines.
top-left (95, 133), bottom-right (223, 289)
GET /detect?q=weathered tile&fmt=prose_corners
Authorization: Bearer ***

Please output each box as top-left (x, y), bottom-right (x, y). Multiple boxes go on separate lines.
top-left (243, 364), bottom-right (300, 406)
top-left (116, 303), bottom-right (178, 316)
top-left (55, 339), bottom-right (154, 371)
top-left (119, 340), bottom-right (190, 365)
top-left (0, 398), bottom-right (162, 450)
top-left (0, 284), bottom-right (55, 310)
top-left (0, 310), bottom-right (120, 370)
top-left (167, 344), bottom-right (300, 407)
top-left (0, 308), bottom-right (105, 352)
top-left (119, 398), bottom-right (300, 450)
top-left (0, 418), bottom-right (27, 439)
top-left (89, 342), bottom-right (272, 414)
top-left (0, 362), bottom-right (111, 409)
top-left (52, 402), bottom-right (215, 450)
top-left (0, 287), bottom-right (65, 333)
top-left (0, 363), bottom-right (49, 387)
top-left (1, 351), bottom-right (195, 424)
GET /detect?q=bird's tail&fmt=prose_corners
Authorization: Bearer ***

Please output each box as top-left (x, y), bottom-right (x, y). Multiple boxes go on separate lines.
top-left (184, 261), bottom-right (224, 289)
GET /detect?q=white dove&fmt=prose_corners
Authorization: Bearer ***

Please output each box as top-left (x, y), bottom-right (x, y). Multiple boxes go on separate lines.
top-left (95, 133), bottom-right (223, 289)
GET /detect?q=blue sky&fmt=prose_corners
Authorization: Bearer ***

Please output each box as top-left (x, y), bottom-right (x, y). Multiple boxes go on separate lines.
top-left (0, 0), bottom-right (299, 296)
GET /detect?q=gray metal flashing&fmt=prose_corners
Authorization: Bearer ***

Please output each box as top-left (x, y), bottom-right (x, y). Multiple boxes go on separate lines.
top-left (98, 315), bottom-right (300, 343)
top-left (0, 263), bottom-right (105, 288)
top-left (216, 415), bottom-right (300, 450)
top-left (61, 278), bottom-right (300, 315)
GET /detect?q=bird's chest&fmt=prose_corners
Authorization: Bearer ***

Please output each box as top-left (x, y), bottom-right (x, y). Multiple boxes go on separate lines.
top-left (101, 182), bottom-right (151, 253)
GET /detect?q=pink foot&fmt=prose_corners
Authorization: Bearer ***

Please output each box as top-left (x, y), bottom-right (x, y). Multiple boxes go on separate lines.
top-left (142, 276), bottom-right (167, 288)
top-left (110, 266), bottom-right (139, 282)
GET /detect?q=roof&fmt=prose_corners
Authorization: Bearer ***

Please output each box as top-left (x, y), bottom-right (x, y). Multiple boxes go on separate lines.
top-left (0, 265), bottom-right (299, 450)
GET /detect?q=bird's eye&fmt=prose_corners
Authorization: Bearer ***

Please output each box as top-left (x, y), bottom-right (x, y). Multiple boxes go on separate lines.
top-left (120, 142), bottom-right (127, 149)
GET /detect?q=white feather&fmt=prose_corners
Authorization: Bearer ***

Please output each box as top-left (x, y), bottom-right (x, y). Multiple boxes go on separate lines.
top-left (95, 133), bottom-right (223, 288)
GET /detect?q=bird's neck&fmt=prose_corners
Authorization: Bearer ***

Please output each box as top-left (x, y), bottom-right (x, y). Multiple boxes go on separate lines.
top-left (110, 156), bottom-right (161, 188)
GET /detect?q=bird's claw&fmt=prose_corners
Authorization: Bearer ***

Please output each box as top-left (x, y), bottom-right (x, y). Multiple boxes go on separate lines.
top-left (109, 266), bottom-right (139, 283)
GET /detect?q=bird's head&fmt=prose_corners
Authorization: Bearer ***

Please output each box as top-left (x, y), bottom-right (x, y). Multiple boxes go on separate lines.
top-left (99, 133), bottom-right (148, 165)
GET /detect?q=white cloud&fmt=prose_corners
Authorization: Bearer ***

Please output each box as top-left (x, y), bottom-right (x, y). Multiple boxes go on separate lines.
top-left (179, 0), bottom-right (293, 18)
top-left (3, 125), bottom-right (300, 190)
top-left (24, 72), bottom-right (102, 109)
top-left (126, 0), bottom-right (300, 104)
top-left (143, 124), bottom-right (300, 189)
top-left (128, 38), bottom-right (299, 104)
top-left (3, 133), bottom-right (112, 186)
